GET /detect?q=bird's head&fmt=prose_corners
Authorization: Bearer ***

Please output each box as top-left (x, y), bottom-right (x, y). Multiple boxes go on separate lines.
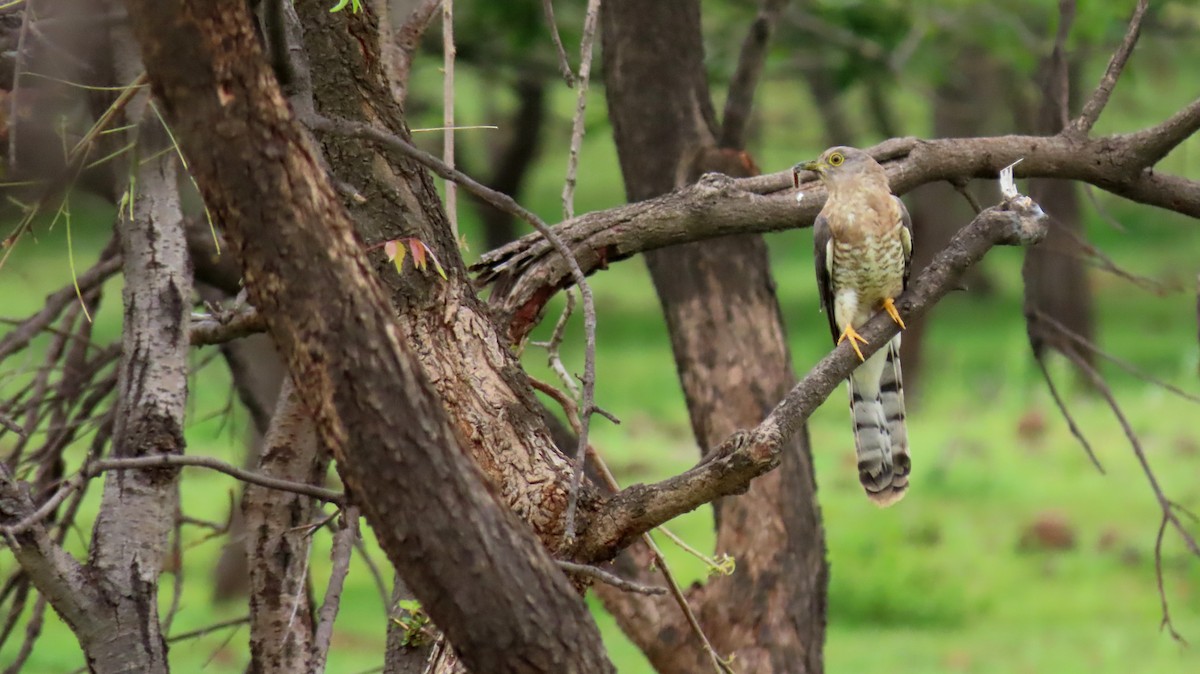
top-left (792, 146), bottom-right (880, 189)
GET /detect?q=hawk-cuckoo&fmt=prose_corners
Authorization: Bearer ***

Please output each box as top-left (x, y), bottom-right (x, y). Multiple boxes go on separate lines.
top-left (798, 146), bottom-right (913, 506)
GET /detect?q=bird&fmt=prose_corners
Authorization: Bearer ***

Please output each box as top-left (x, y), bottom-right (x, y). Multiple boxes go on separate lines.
top-left (796, 146), bottom-right (912, 507)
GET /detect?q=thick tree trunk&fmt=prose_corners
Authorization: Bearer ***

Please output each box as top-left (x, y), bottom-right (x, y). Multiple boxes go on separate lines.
top-left (600, 2), bottom-right (828, 672)
top-left (121, 1), bottom-right (614, 672)
top-left (291, 0), bottom-right (593, 548)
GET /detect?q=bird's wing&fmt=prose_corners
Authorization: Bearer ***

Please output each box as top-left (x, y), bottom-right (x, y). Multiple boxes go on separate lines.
top-left (894, 195), bottom-right (913, 289)
top-left (813, 212), bottom-right (839, 342)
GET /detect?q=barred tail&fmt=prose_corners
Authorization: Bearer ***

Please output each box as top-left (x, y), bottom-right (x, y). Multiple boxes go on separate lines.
top-left (849, 335), bottom-right (908, 507)
top-left (879, 334), bottom-right (909, 504)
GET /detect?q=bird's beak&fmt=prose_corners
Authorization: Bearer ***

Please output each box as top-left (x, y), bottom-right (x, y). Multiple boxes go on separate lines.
top-left (793, 160), bottom-right (823, 187)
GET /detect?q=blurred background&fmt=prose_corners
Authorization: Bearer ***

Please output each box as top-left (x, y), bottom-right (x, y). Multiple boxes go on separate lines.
top-left (2, 0), bottom-right (1200, 672)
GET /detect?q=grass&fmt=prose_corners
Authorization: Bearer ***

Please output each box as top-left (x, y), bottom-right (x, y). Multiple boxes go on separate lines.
top-left (3, 49), bottom-right (1200, 674)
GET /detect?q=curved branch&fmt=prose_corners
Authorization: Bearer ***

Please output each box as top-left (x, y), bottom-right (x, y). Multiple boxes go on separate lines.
top-left (475, 125), bottom-right (1200, 342)
top-left (1070, 0), bottom-right (1149, 136)
top-left (574, 195), bottom-right (1049, 562)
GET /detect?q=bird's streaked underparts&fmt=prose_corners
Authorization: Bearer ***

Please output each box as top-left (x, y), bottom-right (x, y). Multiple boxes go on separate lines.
top-left (796, 147), bottom-right (912, 507)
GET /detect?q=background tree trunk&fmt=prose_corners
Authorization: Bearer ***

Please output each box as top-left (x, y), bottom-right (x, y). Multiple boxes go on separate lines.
top-left (1021, 54), bottom-right (1094, 365)
top-left (600, 1), bottom-right (827, 672)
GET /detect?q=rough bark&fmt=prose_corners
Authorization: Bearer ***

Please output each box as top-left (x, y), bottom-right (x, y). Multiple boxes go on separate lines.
top-left (82, 17), bottom-right (192, 671)
top-left (291, 0), bottom-right (596, 549)
top-left (120, 1), bottom-right (613, 672)
top-left (599, 1), bottom-right (827, 671)
top-left (244, 377), bottom-right (327, 674)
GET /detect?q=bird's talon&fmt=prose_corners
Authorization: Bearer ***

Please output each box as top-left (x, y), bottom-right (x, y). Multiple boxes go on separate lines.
top-left (837, 324), bottom-right (868, 361)
top-left (882, 297), bottom-right (906, 329)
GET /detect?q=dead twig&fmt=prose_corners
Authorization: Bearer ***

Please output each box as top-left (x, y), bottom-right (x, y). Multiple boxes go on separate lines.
top-left (310, 507), bottom-right (359, 673)
top-left (555, 560), bottom-right (666, 596)
top-left (441, 0), bottom-right (458, 238)
top-left (540, 0), bottom-right (576, 87)
top-left (1054, 345), bottom-right (1199, 643)
top-left (166, 616), bottom-right (250, 643)
top-left (561, 0), bottom-right (601, 220)
top-left (0, 454), bottom-right (343, 537)
top-left (1032, 351), bottom-right (1103, 472)
top-left (529, 291), bottom-right (580, 398)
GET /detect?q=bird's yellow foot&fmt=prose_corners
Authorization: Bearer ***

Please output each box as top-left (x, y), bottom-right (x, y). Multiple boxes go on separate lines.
top-left (837, 323), bottom-right (868, 361)
top-left (882, 297), bottom-right (906, 329)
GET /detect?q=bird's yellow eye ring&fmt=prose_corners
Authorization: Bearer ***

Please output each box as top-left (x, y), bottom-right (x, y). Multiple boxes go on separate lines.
top-left (828, 152), bottom-right (845, 167)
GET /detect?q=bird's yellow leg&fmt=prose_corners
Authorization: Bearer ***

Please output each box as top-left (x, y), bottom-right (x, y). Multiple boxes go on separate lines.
top-left (882, 297), bottom-right (906, 329)
top-left (837, 323), bottom-right (868, 361)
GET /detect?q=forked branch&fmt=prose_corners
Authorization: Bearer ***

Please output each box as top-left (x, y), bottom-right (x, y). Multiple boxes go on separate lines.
top-left (575, 194), bottom-right (1049, 562)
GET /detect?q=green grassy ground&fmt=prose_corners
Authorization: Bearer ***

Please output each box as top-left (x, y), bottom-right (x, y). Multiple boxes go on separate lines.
top-left (3, 69), bottom-right (1200, 674)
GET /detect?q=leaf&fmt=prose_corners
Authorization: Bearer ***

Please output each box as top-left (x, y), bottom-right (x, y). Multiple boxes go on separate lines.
top-left (408, 238), bottom-right (428, 271)
top-left (416, 240), bottom-right (448, 280)
top-left (384, 239), bottom-right (407, 274)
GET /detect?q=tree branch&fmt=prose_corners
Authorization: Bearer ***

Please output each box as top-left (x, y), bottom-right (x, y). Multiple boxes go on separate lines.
top-left (474, 125), bottom-right (1200, 342)
top-left (1069, 0), bottom-right (1149, 136)
top-left (719, 0), bottom-right (787, 149)
top-left (574, 195), bottom-right (1049, 561)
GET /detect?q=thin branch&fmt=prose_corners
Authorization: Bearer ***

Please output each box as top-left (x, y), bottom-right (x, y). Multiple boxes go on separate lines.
top-left (561, 0), bottom-right (601, 220)
top-left (441, 0), bottom-right (457, 238)
top-left (1154, 513), bottom-right (1185, 642)
top-left (166, 616), bottom-right (251, 643)
top-left (190, 306), bottom-right (266, 345)
top-left (545, 378), bottom-right (732, 672)
top-left (1, 454), bottom-right (343, 537)
top-left (7, 0), bottom-right (33, 171)
top-left (719, 0), bottom-right (787, 149)
top-left (1035, 310), bottom-right (1200, 405)
top-left (555, 560), bottom-right (666, 596)
top-left (556, 0), bottom-right (603, 546)
top-left (1, 593), bottom-right (46, 674)
top-left (1057, 347), bottom-right (1198, 643)
top-left (0, 254), bottom-right (123, 362)
top-left (354, 536), bottom-right (391, 611)
top-left (529, 291), bottom-right (580, 398)
top-left (390, 0), bottom-right (443, 103)
top-left (950, 178), bottom-right (984, 214)
top-left (540, 0), bottom-right (576, 87)
top-left (1120, 97), bottom-right (1200, 166)
top-left (1070, 0), bottom-right (1150, 136)
top-left (1033, 351), bottom-right (1103, 472)
top-left (311, 507), bottom-right (358, 673)
top-left (302, 113), bottom-right (602, 545)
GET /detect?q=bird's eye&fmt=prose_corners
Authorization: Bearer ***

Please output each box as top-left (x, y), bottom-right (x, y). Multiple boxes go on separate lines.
top-left (828, 152), bottom-right (845, 167)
